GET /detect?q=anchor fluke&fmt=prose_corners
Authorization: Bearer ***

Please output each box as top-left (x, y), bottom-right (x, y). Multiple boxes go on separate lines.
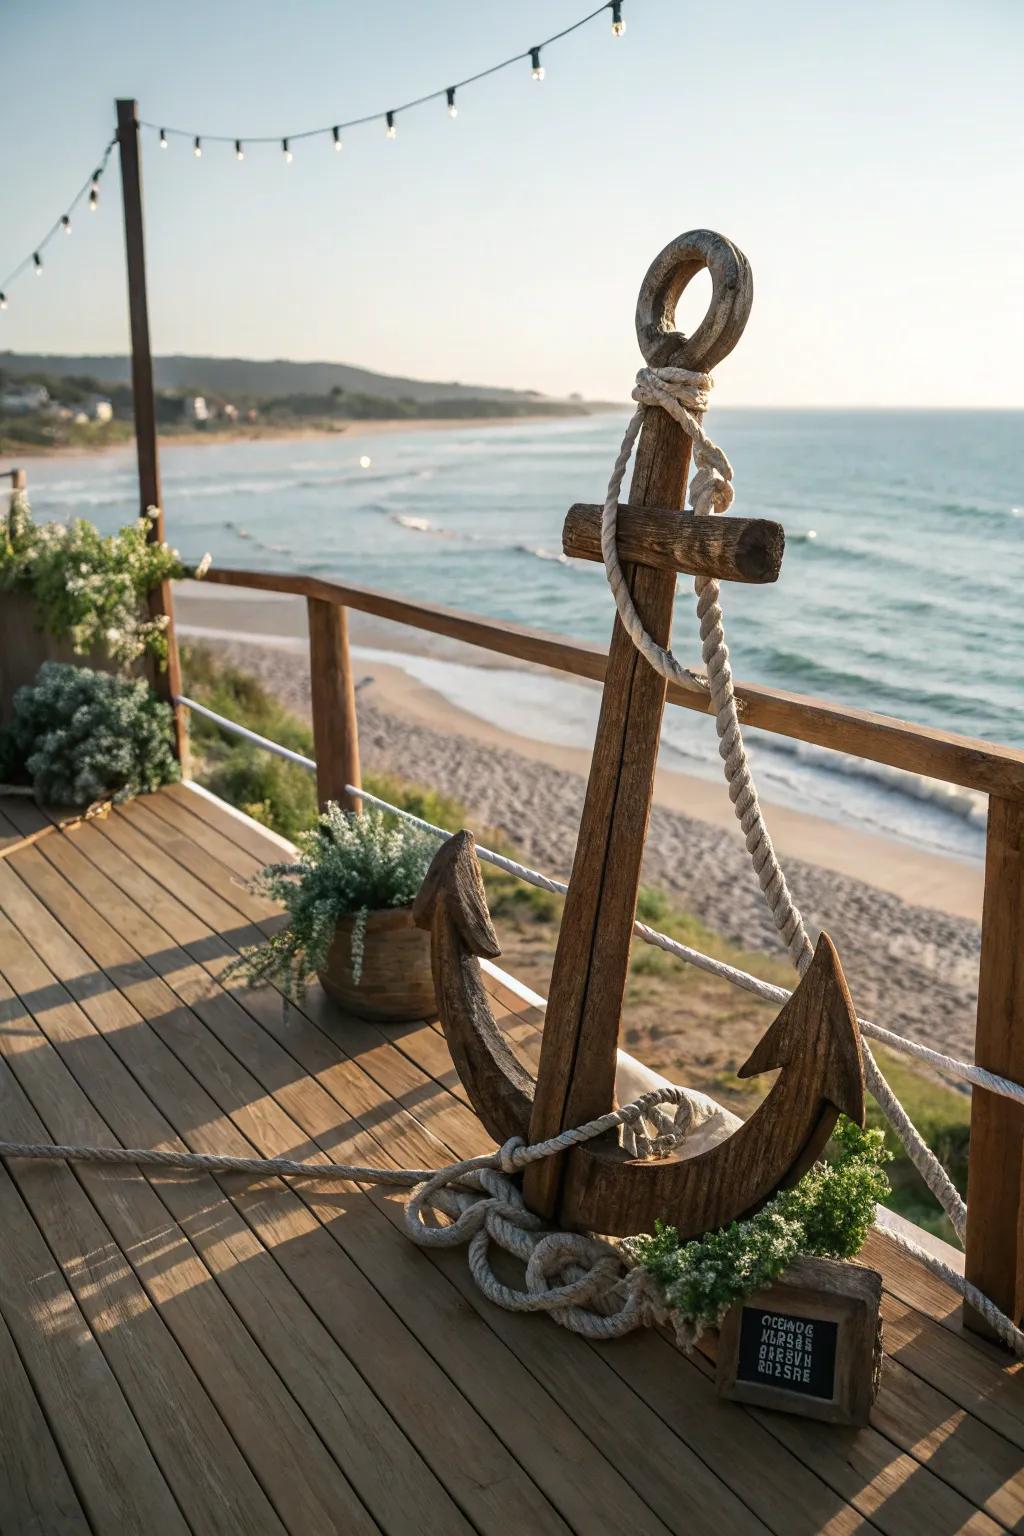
top-left (737, 931), bottom-right (866, 1127)
top-left (413, 830), bottom-right (501, 959)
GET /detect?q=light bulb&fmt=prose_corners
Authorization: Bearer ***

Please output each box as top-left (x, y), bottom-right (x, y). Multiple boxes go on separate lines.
top-left (159, 129), bottom-right (168, 149)
top-left (194, 135), bottom-right (202, 157)
top-left (385, 111), bottom-right (397, 139)
top-left (61, 214), bottom-right (72, 235)
top-left (235, 139), bottom-right (244, 161)
top-left (611, 2), bottom-right (625, 35)
top-left (33, 253), bottom-right (43, 276)
top-left (0, 293), bottom-right (7, 310)
top-left (530, 47), bottom-right (544, 80)
top-left (332, 126), bottom-right (343, 151)
top-left (282, 138), bottom-right (292, 163)
top-left (446, 87), bottom-right (457, 118)
top-left (89, 186), bottom-right (98, 211)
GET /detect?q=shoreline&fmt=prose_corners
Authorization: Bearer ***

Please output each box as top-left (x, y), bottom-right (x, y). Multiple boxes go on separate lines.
top-left (2, 411), bottom-right (607, 463)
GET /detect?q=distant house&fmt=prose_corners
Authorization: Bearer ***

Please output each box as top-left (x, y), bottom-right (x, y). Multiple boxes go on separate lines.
top-left (86, 397), bottom-right (114, 423)
top-left (221, 402), bottom-right (239, 423)
top-left (184, 395), bottom-right (210, 423)
top-left (0, 383), bottom-right (49, 415)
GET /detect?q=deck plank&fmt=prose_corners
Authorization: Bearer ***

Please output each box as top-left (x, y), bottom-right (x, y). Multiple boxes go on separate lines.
top-left (0, 1290), bottom-right (96, 1536)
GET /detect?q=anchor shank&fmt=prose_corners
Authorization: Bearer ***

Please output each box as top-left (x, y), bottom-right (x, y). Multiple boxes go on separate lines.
top-left (524, 402), bottom-right (694, 1219)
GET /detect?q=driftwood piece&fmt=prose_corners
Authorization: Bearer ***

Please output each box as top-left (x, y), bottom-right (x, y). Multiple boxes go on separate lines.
top-left (716, 1256), bottom-right (883, 1426)
top-left (562, 503), bottom-right (784, 584)
top-left (524, 231), bottom-right (755, 1222)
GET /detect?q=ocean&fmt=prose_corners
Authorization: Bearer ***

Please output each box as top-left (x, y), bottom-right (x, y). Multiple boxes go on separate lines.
top-left (18, 409), bottom-right (1023, 862)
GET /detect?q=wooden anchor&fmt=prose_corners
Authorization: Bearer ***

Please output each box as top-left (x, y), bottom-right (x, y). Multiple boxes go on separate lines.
top-left (414, 229), bottom-right (865, 1240)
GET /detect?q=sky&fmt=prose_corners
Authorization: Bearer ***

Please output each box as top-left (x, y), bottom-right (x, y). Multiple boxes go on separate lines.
top-left (0, 0), bottom-right (1021, 407)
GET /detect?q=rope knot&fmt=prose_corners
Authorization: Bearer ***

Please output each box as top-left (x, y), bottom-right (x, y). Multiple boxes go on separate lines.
top-left (498, 1135), bottom-right (527, 1173)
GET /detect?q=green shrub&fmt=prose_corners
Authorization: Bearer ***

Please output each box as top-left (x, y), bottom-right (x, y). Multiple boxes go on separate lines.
top-left (1, 495), bottom-right (207, 667)
top-left (3, 662), bottom-right (179, 805)
top-left (629, 1119), bottom-right (892, 1337)
top-left (227, 804), bottom-right (437, 1000)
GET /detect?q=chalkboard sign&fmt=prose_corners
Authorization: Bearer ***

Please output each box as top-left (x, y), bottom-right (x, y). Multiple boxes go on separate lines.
top-left (716, 1257), bottom-right (882, 1425)
top-left (735, 1308), bottom-right (838, 1399)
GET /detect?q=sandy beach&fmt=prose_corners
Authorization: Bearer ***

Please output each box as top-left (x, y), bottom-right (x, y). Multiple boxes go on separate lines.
top-left (176, 582), bottom-right (984, 1065)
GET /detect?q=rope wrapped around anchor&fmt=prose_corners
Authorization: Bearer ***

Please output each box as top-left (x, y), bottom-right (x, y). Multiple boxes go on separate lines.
top-left (404, 1140), bottom-right (672, 1339)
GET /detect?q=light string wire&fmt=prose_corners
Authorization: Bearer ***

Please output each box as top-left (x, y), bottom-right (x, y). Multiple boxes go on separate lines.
top-left (141, 2), bottom-right (622, 149)
top-left (0, 136), bottom-right (117, 311)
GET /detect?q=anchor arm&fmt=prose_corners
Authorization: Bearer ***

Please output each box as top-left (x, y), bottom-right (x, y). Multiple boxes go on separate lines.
top-left (413, 832), bottom-right (534, 1145)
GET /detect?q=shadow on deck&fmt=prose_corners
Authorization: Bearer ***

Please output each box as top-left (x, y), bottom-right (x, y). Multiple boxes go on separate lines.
top-left (0, 782), bottom-right (1021, 1536)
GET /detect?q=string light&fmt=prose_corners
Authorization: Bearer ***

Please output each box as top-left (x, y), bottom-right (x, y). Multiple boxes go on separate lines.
top-left (0, 134), bottom-right (115, 318)
top-left (1, 6), bottom-right (625, 323)
top-left (282, 137), bottom-right (293, 163)
top-left (141, 3), bottom-right (620, 154)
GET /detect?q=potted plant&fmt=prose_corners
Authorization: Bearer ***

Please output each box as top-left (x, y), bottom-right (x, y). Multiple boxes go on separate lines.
top-left (229, 803), bottom-right (440, 1022)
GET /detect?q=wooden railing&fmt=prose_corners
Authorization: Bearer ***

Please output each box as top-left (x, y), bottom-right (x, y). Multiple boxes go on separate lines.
top-left (195, 562), bottom-right (1024, 1339)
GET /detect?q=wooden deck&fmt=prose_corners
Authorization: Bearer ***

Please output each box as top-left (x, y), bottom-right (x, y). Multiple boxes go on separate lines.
top-left (0, 782), bottom-right (1022, 1535)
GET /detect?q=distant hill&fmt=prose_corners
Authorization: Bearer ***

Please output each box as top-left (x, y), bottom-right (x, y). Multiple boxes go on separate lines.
top-left (0, 351), bottom-right (573, 407)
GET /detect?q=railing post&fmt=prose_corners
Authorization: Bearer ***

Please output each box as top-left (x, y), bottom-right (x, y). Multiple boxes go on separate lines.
top-left (307, 597), bottom-right (361, 814)
top-left (964, 795), bottom-right (1024, 1337)
top-left (116, 97), bottom-right (189, 772)
top-left (11, 468), bottom-right (26, 492)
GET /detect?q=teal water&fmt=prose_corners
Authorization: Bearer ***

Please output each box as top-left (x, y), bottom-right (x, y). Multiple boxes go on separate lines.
top-left (20, 410), bottom-right (1023, 860)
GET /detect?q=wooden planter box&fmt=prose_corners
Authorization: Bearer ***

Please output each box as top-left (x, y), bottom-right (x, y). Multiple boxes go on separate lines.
top-left (318, 905), bottom-right (436, 1023)
top-left (0, 589), bottom-right (158, 727)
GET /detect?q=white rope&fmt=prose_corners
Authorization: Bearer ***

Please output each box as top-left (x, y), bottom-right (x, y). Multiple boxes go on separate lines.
top-left (176, 714), bottom-right (1024, 1105)
top-left (0, 1089), bottom-right (691, 1342)
top-left (602, 367), bottom-right (971, 1245)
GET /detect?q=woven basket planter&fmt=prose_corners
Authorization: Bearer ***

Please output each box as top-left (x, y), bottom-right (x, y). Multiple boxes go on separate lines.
top-left (317, 905), bottom-right (436, 1024)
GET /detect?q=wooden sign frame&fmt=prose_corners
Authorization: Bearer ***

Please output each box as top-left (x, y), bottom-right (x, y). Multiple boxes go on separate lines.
top-left (716, 1257), bottom-right (882, 1426)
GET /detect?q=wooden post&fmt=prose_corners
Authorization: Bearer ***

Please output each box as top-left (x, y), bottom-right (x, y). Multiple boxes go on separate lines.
top-left (11, 468), bottom-right (26, 491)
top-left (115, 97), bottom-right (188, 768)
top-left (964, 795), bottom-right (1024, 1336)
top-left (307, 598), bottom-right (361, 813)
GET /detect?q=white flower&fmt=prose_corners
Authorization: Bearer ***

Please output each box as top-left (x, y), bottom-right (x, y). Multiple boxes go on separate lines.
top-left (194, 551), bottom-right (212, 578)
